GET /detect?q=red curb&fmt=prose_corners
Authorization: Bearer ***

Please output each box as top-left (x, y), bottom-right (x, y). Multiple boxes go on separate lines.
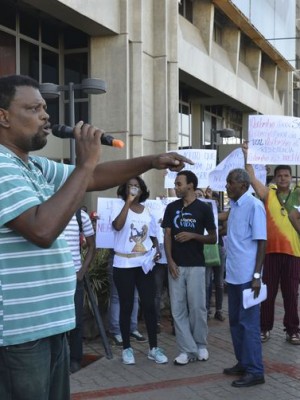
top-left (71, 359), bottom-right (300, 400)
top-left (71, 373), bottom-right (225, 399)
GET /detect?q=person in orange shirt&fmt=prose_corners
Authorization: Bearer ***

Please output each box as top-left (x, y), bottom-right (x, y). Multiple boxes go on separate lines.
top-left (243, 142), bottom-right (300, 345)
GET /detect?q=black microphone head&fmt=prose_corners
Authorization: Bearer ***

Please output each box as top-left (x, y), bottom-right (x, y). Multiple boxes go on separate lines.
top-left (52, 124), bottom-right (74, 139)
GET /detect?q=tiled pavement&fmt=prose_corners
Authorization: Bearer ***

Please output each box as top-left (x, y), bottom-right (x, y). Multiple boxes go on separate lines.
top-left (70, 292), bottom-right (300, 400)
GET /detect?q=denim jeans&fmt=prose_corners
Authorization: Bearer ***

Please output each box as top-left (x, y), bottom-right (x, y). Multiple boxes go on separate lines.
top-left (168, 266), bottom-right (207, 357)
top-left (227, 282), bottom-right (264, 375)
top-left (153, 263), bottom-right (168, 323)
top-left (0, 333), bottom-right (70, 400)
top-left (69, 279), bottom-right (84, 363)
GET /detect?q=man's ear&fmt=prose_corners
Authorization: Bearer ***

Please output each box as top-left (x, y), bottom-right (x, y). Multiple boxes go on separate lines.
top-left (0, 108), bottom-right (10, 128)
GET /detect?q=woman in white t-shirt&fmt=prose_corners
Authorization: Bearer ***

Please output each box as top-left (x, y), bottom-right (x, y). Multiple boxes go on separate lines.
top-left (112, 176), bottom-right (168, 365)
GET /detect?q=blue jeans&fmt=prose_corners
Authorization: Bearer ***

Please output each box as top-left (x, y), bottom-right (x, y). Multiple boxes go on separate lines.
top-left (168, 266), bottom-right (207, 357)
top-left (153, 263), bottom-right (168, 323)
top-left (69, 279), bottom-right (84, 363)
top-left (108, 263), bottom-right (138, 335)
top-left (0, 333), bottom-right (70, 400)
top-left (227, 282), bottom-right (264, 375)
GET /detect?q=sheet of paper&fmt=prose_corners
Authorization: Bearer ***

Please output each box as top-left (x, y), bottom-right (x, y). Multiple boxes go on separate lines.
top-left (243, 284), bottom-right (267, 309)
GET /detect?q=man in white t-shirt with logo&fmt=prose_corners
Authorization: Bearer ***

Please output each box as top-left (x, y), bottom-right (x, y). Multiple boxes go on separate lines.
top-left (64, 209), bottom-right (95, 373)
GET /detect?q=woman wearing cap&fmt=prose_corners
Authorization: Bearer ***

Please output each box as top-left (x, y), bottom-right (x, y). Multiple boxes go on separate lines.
top-left (111, 176), bottom-right (168, 365)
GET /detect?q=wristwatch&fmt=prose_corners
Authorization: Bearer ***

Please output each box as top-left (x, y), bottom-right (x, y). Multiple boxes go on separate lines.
top-left (253, 272), bottom-right (261, 279)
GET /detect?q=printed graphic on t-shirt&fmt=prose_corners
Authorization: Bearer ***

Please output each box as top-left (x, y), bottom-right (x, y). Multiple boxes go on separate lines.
top-left (174, 209), bottom-right (196, 229)
top-left (129, 223), bottom-right (148, 252)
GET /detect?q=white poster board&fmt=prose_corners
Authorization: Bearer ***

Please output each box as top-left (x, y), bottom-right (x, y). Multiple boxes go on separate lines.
top-left (164, 149), bottom-right (217, 188)
top-left (247, 115), bottom-right (300, 165)
top-left (96, 198), bottom-right (123, 248)
top-left (208, 148), bottom-right (266, 191)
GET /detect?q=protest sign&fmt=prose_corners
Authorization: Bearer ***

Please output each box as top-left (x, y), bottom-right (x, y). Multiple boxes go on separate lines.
top-left (208, 148), bottom-right (266, 191)
top-left (164, 149), bottom-right (216, 188)
top-left (96, 198), bottom-right (123, 248)
top-left (247, 115), bottom-right (300, 165)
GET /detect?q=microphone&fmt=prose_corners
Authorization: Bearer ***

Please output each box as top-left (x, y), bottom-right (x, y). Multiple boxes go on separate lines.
top-left (51, 124), bottom-right (125, 148)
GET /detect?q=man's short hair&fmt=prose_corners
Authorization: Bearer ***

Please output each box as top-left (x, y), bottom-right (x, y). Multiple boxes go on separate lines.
top-left (0, 74), bottom-right (39, 109)
top-left (274, 165), bottom-right (292, 176)
top-left (177, 170), bottom-right (198, 190)
top-left (228, 168), bottom-right (250, 188)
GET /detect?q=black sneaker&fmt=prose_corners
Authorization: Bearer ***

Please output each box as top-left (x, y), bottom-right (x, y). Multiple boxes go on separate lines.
top-left (111, 334), bottom-right (123, 346)
top-left (130, 330), bottom-right (147, 342)
top-left (214, 311), bottom-right (225, 322)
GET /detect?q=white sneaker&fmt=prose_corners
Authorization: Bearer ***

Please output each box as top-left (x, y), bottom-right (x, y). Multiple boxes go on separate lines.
top-left (148, 347), bottom-right (168, 364)
top-left (122, 347), bottom-right (135, 365)
top-left (198, 348), bottom-right (209, 361)
top-left (173, 352), bottom-right (197, 365)
top-left (174, 352), bottom-right (189, 365)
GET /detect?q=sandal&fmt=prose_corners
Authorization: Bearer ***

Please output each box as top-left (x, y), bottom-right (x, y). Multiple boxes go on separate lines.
top-left (286, 332), bottom-right (300, 345)
top-left (260, 331), bottom-right (270, 343)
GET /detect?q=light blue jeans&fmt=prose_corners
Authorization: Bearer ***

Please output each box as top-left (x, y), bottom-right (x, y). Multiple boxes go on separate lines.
top-left (168, 266), bottom-right (208, 357)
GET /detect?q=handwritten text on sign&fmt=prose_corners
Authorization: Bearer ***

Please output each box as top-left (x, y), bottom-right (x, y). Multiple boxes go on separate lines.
top-left (209, 148), bottom-right (266, 191)
top-left (165, 149), bottom-right (216, 188)
top-left (247, 115), bottom-right (300, 165)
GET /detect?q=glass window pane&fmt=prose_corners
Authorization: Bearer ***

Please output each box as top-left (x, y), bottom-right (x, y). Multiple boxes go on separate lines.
top-left (182, 135), bottom-right (190, 148)
top-left (41, 20), bottom-right (59, 48)
top-left (20, 40), bottom-right (39, 81)
top-left (64, 27), bottom-right (88, 49)
top-left (0, 31), bottom-right (16, 76)
top-left (64, 53), bottom-right (88, 99)
top-left (0, 2), bottom-right (16, 29)
top-left (42, 49), bottom-right (59, 84)
top-left (181, 113), bottom-right (190, 135)
top-left (64, 102), bottom-right (88, 125)
top-left (20, 11), bottom-right (39, 39)
top-left (46, 99), bottom-right (59, 127)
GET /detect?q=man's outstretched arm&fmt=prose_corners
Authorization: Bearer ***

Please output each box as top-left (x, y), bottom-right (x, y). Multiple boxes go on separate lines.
top-left (242, 142), bottom-right (269, 201)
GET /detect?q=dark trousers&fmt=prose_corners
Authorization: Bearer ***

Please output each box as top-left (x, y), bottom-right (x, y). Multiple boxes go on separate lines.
top-left (113, 267), bottom-right (157, 349)
top-left (0, 333), bottom-right (70, 400)
top-left (261, 253), bottom-right (300, 335)
top-left (69, 279), bottom-right (84, 363)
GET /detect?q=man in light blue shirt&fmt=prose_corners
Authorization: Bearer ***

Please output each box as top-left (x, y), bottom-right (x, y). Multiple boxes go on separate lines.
top-left (223, 168), bottom-right (266, 388)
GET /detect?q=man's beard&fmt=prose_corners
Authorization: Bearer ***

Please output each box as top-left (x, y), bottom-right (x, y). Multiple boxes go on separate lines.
top-left (30, 133), bottom-right (47, 151)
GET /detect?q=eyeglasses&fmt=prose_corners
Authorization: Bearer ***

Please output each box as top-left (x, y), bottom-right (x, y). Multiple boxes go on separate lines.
top-left (281, 207), bottom-right (287, 216)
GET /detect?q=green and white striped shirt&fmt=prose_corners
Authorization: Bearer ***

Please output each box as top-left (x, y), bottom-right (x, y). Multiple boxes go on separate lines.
top-left (0, 145), bottom-right (76, 346)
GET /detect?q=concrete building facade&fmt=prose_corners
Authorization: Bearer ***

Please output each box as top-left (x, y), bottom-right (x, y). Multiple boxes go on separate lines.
top-left (0, 0), bottom-right (296, 205)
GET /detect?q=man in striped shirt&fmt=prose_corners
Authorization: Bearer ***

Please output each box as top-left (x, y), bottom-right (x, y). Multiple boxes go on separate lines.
top-left (0, 74), bottom-right (192, 400)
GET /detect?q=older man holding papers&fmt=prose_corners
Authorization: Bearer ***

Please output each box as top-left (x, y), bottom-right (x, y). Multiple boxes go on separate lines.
top-left (223, 168), bottom-right (266, 388)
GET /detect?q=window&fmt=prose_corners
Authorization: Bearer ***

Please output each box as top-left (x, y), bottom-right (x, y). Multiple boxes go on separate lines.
top-left (213, 9), bottom-right (229, 46)
top-left (0, 31), bottom-right (16, 75)
top-left (20, 40), bottom-right (39, 80)
top-left (178, 0), bottom-right (193, 23)
top-left (178, 98), bottom-right (191, 149)
top-left (0, 1), bottom-right (89, 159)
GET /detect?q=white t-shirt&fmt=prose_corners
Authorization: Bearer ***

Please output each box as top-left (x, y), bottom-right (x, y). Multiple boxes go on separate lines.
top-left (112, 203), bottom-right (156, 269)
